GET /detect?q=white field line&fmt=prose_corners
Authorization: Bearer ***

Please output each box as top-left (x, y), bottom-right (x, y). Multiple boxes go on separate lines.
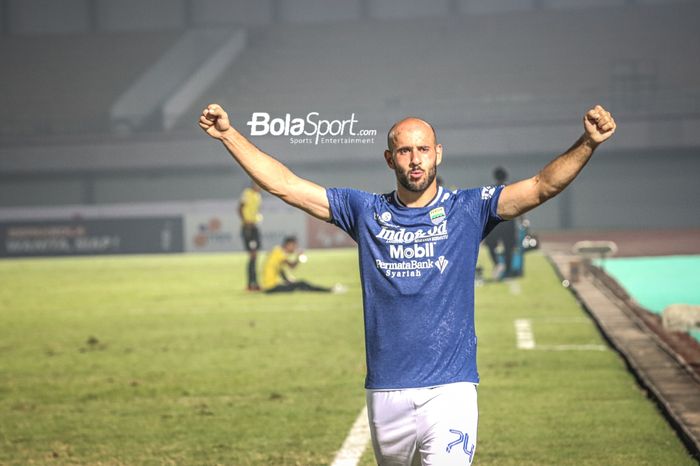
top-left (538, 344), bottom-right (607, 351)
top-left (536, 316), bottom-right (589, 324)
top-left (515, 319), bottom-right (536, 349)
top-left (331, 405), bottom-right (371, 466)
top-left (514, 319), bottom-right (607, 351)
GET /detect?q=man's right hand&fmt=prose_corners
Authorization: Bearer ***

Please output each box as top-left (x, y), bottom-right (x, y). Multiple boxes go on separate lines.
top-left (198, 102), bottom-right (332, 222)
top-left (199, 103), bottom-right (231, 139)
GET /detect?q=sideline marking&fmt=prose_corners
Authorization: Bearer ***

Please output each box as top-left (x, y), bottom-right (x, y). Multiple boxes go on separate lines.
top-left (514, 319), bottom-right (607, 351)
top-left (331, 405), bottom-right (370, 466)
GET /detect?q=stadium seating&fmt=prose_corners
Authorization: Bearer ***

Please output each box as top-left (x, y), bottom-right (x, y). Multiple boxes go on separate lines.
top-left (1, 3), bottom-right (698, 139)
top-left (181, 3), bottom-right (700, 131)
top-left (0, 2), bottom-right (698, 230)
top-left (0, 31), bottom-right (180, 140)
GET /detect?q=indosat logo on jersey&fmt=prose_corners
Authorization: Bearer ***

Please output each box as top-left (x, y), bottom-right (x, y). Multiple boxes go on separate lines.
top-left (375, 216), bottom-right (450, 278)
top-left (247, 112), bottom-right (377, 145)
top-left (376, 221), bottom-right (449, 244)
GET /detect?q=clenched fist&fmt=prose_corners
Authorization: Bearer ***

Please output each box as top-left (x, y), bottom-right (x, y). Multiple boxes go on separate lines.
top-left (199, 104), bottom-right (232, 139)
top-left (583, 105), bottom-right (616, 145)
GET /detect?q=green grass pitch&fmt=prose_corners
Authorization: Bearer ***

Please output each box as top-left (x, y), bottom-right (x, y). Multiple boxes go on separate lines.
top-left (0, 249), bottom-right (695, 465)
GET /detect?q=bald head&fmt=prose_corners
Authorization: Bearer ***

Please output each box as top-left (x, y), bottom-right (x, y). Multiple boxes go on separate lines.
top-left (387, 117), bottom-right (437, 152)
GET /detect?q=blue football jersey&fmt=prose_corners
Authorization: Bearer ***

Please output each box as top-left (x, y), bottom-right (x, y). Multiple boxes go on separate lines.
top-left (326, 185), bottom-right (504, 389)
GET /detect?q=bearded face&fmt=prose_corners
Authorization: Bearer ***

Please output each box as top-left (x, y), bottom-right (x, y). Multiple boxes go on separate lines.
top-left (394, 161), bottom-right (437, 193)
top-left (384, 118), bottom-right (442, 198)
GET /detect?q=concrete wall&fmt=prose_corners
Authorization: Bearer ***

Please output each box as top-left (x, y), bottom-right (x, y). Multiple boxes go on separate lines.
top-left (281, 0), bottom-right (362, 23)
top-left (7, 0), bottom-right (691, 34)
top-left (2, 109), bottom-right (699, 231)
top-left (0, 1), bottom-right (6, 34)
top-left (96, 0), bottom-right (186, 32)
top-left (192, 0), bottom-right (273, 26)
top-left (370, 0), bottom-right (451, 19)
top-left (93, 171), bottom-right (242, 205)
top-left (459, 0), bottom-right (537, 15)
top-left (7, 0), bottom-right (90, 34)
top-left (0, 177), bottom-right (85, 206)
top-left (2, 148), bottom-right (699, 231)
top-left (543, 0), bottom-right (627, 9)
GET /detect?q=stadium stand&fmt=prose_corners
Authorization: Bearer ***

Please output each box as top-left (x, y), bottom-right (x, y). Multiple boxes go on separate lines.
top-left (180, 3), bottom-right (700, 131)
top-left (1, 3), bottom-right (697, 140)
top-left (0, 1), bottom-right (699, 233)
top-left (0, 31), bottom-right (180, 140)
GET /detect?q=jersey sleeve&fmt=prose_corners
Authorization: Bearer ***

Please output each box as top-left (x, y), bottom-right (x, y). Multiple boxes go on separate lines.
top-left (326, 188), bottom-right (366, 241)
top-left (477, 185), bottom-right (505, 240)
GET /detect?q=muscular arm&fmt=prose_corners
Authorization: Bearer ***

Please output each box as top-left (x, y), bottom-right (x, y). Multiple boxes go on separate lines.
top-left (497, 105), bottom-right (616, 220)
top-left (200, 104), bottom-right (331, 221)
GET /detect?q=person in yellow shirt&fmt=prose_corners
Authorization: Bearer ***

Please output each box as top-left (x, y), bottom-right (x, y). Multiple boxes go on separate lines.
top-left (239, 181), bottom-right (262, 290)
top-left (262, 236), bottom-right (344, 294)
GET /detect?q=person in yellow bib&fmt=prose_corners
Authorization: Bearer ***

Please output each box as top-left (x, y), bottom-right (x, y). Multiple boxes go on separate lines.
top-left (239, 181), bottom-right (262, 291)
top-left (262, 236), bottom-right (345, 294)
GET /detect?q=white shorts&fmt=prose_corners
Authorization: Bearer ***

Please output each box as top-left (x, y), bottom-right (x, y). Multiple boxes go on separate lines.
top-left (366, 382), bottom-right (478, 466)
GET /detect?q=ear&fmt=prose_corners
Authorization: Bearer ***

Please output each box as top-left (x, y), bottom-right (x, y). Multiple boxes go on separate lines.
top-left (435, 144), bottom-right (443, 166)
top-left (384, 150), bottom-right (395, 169)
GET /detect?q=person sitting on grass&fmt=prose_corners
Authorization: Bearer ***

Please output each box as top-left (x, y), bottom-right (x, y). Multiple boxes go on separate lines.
top-left (261, 235), bottom-right (346, 294)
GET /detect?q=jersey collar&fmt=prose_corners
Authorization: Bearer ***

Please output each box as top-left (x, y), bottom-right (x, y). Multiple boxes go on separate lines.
top-left (393, 186), bottom-right (443, 208)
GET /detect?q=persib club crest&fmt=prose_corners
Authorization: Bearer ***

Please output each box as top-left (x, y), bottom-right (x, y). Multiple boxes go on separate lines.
top-left (429, 207), bottom-right (446, 225)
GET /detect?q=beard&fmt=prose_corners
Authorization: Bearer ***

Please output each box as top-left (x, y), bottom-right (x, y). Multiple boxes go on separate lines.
top-left (395, 164), bottom-right (437, 193)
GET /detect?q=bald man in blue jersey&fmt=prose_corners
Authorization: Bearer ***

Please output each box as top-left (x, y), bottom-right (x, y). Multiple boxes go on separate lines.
top-left (199, 104), bottom-right (616, 465)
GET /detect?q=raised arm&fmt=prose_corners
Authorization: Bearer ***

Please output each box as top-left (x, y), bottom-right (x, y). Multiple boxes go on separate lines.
top-left (497, 105), bottom-right (616, 220)
top-left (199, 104), bottom-right (331, 221)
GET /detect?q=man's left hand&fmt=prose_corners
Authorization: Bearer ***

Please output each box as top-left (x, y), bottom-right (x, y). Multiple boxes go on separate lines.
top-left (583, 105), bottom-right (616, 145)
